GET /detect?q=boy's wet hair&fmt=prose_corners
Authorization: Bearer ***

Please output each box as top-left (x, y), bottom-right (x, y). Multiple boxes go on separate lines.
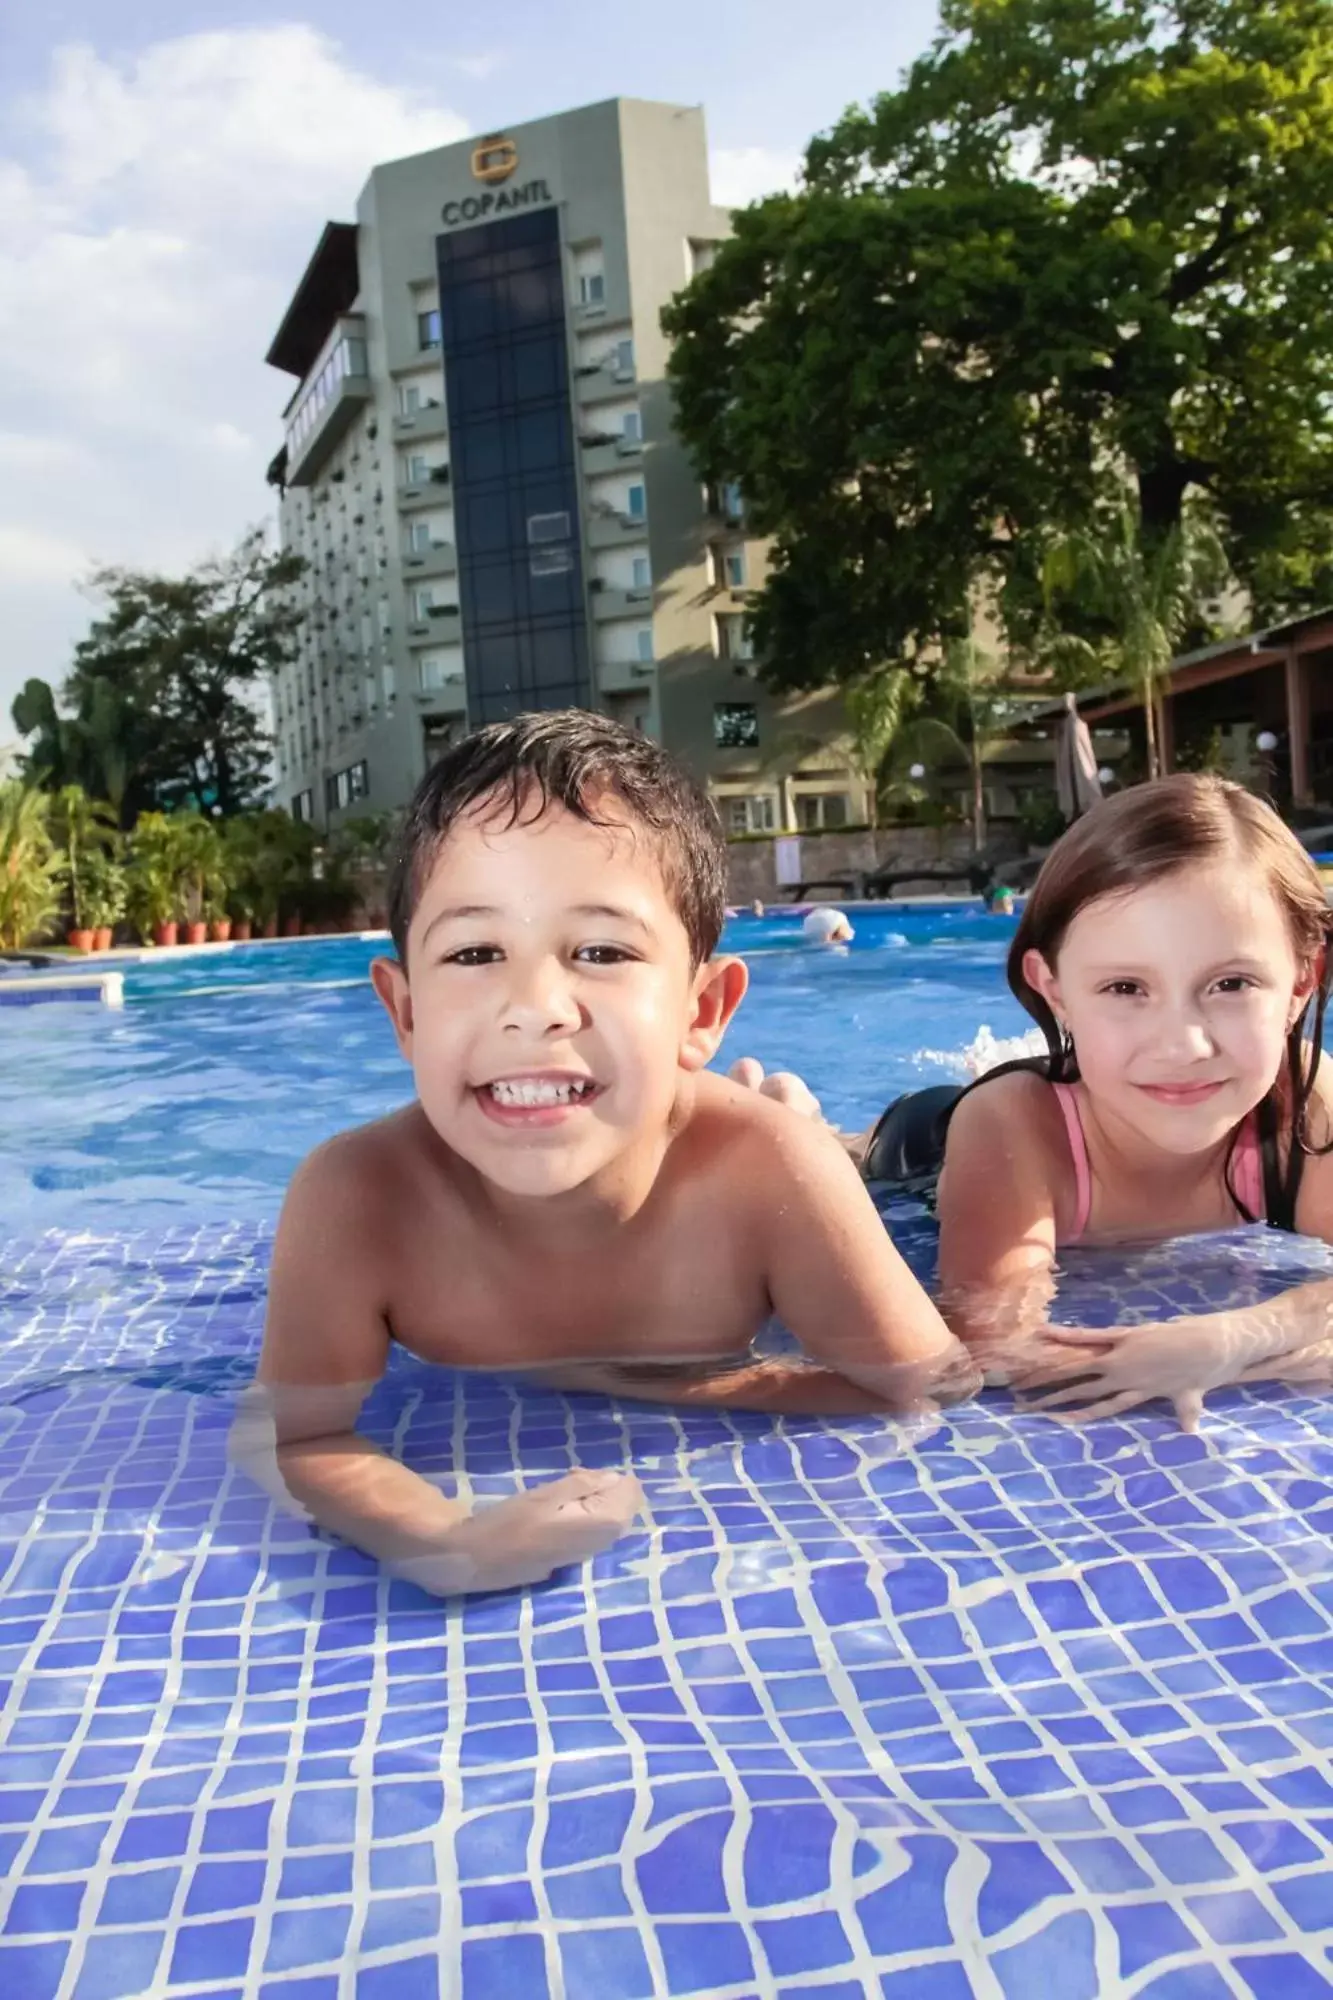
top-left (1009, 773), bottom-right (1333, 1224)
top-left (388, 709), bottom-right (728, 967)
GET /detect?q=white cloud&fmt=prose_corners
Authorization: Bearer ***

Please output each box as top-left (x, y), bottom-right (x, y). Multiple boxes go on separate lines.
top-left (709, 145), bottom-right (805, 209)
top-left (0, 26), bottom-right (468, 722)
top-left (451, 53), bottom-right (508, 82)
top-left (0, 526), bottom-right (88, 586)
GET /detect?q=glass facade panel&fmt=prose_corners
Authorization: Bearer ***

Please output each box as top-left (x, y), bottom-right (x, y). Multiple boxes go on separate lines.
top-left (437, 210), bottom-right (590, 723)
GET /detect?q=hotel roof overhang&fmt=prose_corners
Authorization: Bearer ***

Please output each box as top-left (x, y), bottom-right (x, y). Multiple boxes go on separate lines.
top-left (266, 222), bottom-right (360, 379)
top-left (1013, 607), bottom-right (1333, 729)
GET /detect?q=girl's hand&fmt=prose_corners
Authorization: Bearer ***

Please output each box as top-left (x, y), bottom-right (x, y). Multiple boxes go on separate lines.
top-left (728, 1057), bottom-right (824, 1121)
top-left (1011, 1321), bottom-right (1236, 1431)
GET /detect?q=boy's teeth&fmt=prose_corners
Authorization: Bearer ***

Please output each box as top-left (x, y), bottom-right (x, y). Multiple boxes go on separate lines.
top-left (488, 1078), bottom-right (591, 1106)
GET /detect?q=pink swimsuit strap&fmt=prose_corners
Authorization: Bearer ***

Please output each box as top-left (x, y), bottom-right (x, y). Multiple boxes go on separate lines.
top-left (1049, 1081), bottom-right (1266, 1243)
top-left (1050, 1082), bottom-right (1093, 1243)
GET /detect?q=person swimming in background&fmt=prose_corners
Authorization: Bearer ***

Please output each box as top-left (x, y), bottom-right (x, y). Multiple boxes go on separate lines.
top-left (232, 711), bottom-right (970, 1597)
top-left (803, 906), bottom-right (855, 946)
top-left (750, 898), bottom-right (765, 917)
top-left (984, 884), bottom-right (1015, 916)
top-left (734, 774), bottom-right (1333, 1428)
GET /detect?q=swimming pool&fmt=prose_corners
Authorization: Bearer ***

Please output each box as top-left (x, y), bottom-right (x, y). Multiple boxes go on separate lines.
top-left (2, 910), bottom-right (1332, 1998)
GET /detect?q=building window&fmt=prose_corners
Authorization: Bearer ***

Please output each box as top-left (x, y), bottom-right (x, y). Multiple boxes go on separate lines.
top-left (579, 271), bottom-right (605, 306)
top-left (528, 510), bottom-right (571, 543)
top-left (796, 793), bottom-right (851, 831)
top-left (408, 519), bottom-right (433, 553)
top-left (382, 662), bottom-right (396, 703)
top-left (724, 793), bottom-right (776, 835)
top-left (716, 613), bottom-right (754, 662)
top-left (622, 409), bottom-right (642, 443)
top-left (635, 626), bottom-right (654, 662)
top-left (400, 384), bottom-right (422, 416)
top-left (530, 545), bottom-right (574, 576)
top-left (419, 654), bottom-right (448, 691)
top-left (631, 555), bottom-right (651, 590)
top-left (349, 759), bottom-right (368, 801)
top-left (414, 586), bottom-right (435, 620)
top-left (405, 453), bottom-right (430, 486)
top-left (422, 714), bottom-right (455, 763)
top-left (378, 598), bottom-right (392, 637)
top-left (418, 308), bottom-right (442, 349)
top-left (714, 702), bottom-right (760, 750)
top-left (614, 338), bottom-right (634, 379)
top-left (625, 483), bottom-right (646, 522)
top-left (292, 789), bottom-right (313, 822)
top-left (725, 548), bottom-right (747, 589)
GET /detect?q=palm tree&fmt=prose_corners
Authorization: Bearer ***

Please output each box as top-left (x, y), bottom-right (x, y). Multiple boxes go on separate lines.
top-left (844, 667), bottom-right (922, 828)
top-left (1042, 496), bottom-right (1229, 780)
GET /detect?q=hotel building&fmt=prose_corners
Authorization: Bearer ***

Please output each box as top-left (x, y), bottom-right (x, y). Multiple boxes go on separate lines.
top-left (265, 97), bottom-right (862, 836)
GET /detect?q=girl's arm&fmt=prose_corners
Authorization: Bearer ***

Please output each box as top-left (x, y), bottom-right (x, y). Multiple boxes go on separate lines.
top-left (1014, 1103), bottom-right (1333, 1427)
top-left (934, 1072), bottom-right (1070, 1369)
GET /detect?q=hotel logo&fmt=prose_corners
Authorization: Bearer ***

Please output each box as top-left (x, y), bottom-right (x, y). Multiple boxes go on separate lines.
top-left (471, 136), bottom-right (519, 185)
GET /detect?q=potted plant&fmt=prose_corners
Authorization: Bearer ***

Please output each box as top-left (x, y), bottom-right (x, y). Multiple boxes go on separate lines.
top-left (173, 814), bottom-right (228, 946)
top-left (82, 847), bottom-right (127, 950)
top-left (0, 782), bottom-right (64, 950)
top-left (125, 813), bottom-right (183, 945)
top-left (50, 785), bottom-right (118, 952)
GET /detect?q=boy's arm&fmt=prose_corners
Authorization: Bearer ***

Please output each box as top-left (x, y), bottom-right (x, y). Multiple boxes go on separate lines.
top-left (235, 1141), bottom-right (640, 1593)
top-left (756, 1112), bottom-right (973, 1406)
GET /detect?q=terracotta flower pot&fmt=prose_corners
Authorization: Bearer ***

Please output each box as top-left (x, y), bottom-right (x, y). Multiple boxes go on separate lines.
top-left (153, 922), bottom-right (179, 948)
top-left (261, 915), bottom-right (279, 939)
top-left (183, 921), bottom-right (208, 946)
top-left (209, 918), bottom-right (232, 943)
top-left (67, 929), bottom-right (94, 954)
top-left (282, 914), bottom-right (303, 937)
top-left (93, 927), bottom-right (113, 952)
top-left (232, 918), bottom-right (252, 942)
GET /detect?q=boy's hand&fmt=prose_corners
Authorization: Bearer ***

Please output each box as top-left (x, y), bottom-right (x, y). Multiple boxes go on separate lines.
top-left (728, 1057), bottom-right (823, 1121)
top-left (392, 1469), bottom-right (644, 1595)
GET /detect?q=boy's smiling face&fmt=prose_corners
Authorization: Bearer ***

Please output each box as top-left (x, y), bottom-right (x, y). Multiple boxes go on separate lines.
top-left (371, 792), bottom-right (746, 1200)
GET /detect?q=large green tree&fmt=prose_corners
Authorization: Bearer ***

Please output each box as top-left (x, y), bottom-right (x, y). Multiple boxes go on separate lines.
top-left (663, 0), bottom-right (1333, 688)
top-left (12, 529), bottom-right (304, 822)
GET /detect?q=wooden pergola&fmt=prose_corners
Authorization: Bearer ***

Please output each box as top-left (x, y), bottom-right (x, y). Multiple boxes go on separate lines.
top-left (1063, 609), bottom-right (1332, 805)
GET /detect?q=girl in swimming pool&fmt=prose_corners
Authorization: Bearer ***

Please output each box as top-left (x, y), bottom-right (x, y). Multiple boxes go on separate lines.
top-left (736, 774), bottom-right (1333, 1426)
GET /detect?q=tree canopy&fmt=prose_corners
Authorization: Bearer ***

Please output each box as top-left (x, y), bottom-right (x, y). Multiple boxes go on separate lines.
top-left (11, 529), bottom-right (304, 822)
top-left (663, 0), bottom-right (1333, 689)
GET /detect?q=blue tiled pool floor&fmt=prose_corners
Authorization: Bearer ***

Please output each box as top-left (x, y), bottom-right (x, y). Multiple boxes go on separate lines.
top-left (2, 1216), bottom-right (1333, 1997)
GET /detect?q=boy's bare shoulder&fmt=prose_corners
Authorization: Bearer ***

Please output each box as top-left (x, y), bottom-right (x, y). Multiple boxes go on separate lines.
top-left (283, 1106), bottom-right (441, 1229)
top-left (684, 1071), bottom-right (860, 1182)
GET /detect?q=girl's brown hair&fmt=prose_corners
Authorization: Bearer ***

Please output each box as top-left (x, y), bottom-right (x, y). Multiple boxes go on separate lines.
top-left (1007, 774), bottom-right (1333, 1228)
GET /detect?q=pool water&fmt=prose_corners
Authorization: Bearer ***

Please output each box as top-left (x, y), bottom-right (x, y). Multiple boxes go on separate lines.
top-left (0, 907), bottom-right (1034, 1230)
top-left (2, 911), bottom-right (1333, 1998)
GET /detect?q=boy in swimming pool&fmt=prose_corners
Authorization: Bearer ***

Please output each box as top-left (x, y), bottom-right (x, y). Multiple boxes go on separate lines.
top-left (234, 711), bottom-right (969, 1595)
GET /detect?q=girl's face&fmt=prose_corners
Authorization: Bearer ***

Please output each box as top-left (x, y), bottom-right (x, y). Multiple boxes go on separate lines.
top-left (1024, 861), bottom-right (1314, 1156)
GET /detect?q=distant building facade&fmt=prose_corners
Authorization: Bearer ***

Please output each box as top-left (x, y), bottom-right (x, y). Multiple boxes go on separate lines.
top-left (265, 97), bottom-right (864, 834)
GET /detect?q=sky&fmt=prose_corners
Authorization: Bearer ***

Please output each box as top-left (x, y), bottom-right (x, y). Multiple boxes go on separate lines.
top-left (0, 0), bottom-right (941, 747)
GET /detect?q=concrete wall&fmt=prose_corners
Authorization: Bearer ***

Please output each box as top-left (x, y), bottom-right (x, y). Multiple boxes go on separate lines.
top-left (725, 825), bottom-right (1026, 902)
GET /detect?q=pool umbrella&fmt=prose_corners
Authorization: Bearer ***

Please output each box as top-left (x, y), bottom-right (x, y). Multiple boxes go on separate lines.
top-left (1054, 692), bottom-right (1103, 823)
